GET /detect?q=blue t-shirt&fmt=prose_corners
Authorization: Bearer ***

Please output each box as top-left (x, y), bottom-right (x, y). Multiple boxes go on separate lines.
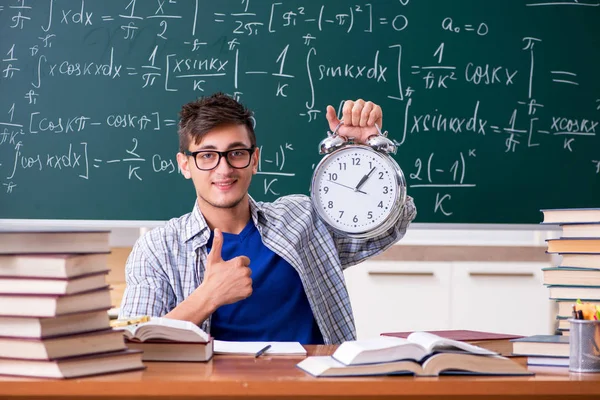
top-left (207, 220), bottom-right (324, 344)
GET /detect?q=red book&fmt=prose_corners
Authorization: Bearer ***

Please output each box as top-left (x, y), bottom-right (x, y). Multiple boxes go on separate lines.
top-left (381, 330), bottom-right (524, 356)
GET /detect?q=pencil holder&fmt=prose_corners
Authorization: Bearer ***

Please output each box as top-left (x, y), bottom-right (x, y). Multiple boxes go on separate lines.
top-left (569, 319), bottom-right (600, 373)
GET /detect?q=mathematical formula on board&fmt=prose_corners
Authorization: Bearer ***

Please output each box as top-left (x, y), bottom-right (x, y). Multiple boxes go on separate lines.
top-left (0, 0), bottom-right (598, 221)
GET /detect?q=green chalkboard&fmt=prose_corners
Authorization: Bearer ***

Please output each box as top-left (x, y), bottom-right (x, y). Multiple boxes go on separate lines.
top-left (1, 0), bottom-right (599, 224)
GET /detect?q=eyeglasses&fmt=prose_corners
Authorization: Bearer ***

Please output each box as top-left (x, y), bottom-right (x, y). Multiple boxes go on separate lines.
top-left (184, 146), bottom-right (256, 171)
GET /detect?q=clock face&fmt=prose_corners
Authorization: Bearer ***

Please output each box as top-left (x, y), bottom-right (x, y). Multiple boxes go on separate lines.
top-left (312, 146), bottom-right (400, 235)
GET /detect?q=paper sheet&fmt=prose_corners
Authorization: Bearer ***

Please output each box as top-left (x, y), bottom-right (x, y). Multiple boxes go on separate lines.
top-left (213, 340), bottom-right (307, 355)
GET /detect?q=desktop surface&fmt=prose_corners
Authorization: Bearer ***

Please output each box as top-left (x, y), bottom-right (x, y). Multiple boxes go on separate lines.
top-left (0, 345), bottom-right (598, 400)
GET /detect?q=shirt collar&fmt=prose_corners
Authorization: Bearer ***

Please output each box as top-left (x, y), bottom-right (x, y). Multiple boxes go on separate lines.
top-left (182, 196), bottom-right (268, 245)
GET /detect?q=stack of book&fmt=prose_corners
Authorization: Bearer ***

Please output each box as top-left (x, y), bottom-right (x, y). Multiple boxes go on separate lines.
top-left (0, 230), bottom-right (144, 378)
top-left (511, 334), bottom-right (569, 367)
top-left (541, 208), bottom-right (600, 336)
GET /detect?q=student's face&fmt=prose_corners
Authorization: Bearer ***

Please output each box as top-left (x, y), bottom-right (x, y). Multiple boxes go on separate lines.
top-left (177, 124), bottom-right (258, 210)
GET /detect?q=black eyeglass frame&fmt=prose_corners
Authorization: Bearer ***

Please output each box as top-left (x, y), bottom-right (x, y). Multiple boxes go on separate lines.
top-left (183, 146), bottom-right (256, 171)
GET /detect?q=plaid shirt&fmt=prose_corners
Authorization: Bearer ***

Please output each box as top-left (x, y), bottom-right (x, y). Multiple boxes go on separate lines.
top-left (119, 194), bottom-right (416, 344)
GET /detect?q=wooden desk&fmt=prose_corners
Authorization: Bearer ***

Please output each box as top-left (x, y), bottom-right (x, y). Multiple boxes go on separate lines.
top-left (0, 346), bottom-right (599, 400)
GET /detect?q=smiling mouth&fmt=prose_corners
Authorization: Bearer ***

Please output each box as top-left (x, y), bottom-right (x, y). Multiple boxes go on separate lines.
top-left (213, 180), bottom-right (236, 190)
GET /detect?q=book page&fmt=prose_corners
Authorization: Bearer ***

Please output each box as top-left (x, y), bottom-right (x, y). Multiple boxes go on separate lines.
top-left (407, 331), bottom-right (497, 355)
top-left (213, 340), bottom-right (306, 355)
top-left (131, 317), bottom-right (209, 342)
top-left (332, 337), bottom-right (426, 365)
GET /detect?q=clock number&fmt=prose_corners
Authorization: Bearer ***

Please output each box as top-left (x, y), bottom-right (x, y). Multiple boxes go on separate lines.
top-left (339, 210), bottom-right (344, 218)
top-left (339, 162), bottom-right (347, 170)
top-left (352, 157), bottom-right (361, 166)
top-left (328, 173), bottom-right (338, 181)
top-left (369, 161), bottom-right (373, 169)
top-left (377, 201), bottom-right (383, 208)
top-left (353, 215), bottom-right (358, 223)
top-left (328, 201), bottom-right (334, 208)
top-left (378, 172), bottom-right (384, 180)
top-left (323, 186), bottom-right (329, 193)
top-left (367, 211), bottom-right (373, 219)
top-left (383, 186), bottom-right (389, 194)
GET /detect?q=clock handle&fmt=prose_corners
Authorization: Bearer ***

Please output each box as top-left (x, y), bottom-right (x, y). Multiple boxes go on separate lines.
top-left (319, 121), bottom-right (349, 155)
top-left (333, 120), bottom-right (385, 137)
top-left (366, 124), bottom-right (399, 155)
top-left (332, 120), bottom-right (344, 136)
top-left (320, 121), bottom-right (398, 155)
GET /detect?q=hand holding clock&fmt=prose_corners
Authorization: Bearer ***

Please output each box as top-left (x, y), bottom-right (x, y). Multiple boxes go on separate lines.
top-left (325, 99), bottom-right (383, 144)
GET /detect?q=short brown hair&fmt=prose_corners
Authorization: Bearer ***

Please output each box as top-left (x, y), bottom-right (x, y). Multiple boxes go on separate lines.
top-left (178, 92), bottom-right (255, 152)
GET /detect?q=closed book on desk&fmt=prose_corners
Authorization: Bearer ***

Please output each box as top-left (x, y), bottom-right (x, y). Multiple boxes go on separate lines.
top-left (543, 267), bottom-right (600, 286)
top-left (0, 310), bottom-right (110, 339)
top-left (558, 253), bottom-right (600, 269)
top-left (560, 223), bottom-right (600, 238)
top-left (0, 231), bottom-right (110, 254)
top-left (0, 329), bottom-right (126, 360)
top-left (511, 335), bottom-right (569, 357)
top-left (0, 288), bottom-right (112, 317)
top-left (541, 208), bottom-right (600, 224)
top-left (381, 330), bottom-right (523, 356)
top-left (0, 253), bottom-right (109, 278)
top-left (0, 271), bottom-right (108, 295)
top-left (548, 285), bottom-right (600, 301)
top-left (557, 300), bottom-right (600, 318)
top-left (0, 349), bottom-right (144, 379)
top-left (546, 238), bottom-right (600, 254)
top-left (526, 356), bottom-right (569, 367)
top-left (126, 339), bottom-right (214, 362)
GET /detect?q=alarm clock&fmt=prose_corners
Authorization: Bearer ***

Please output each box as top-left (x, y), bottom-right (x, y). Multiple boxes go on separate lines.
top-left (310, 122), bottom-right (407, 239)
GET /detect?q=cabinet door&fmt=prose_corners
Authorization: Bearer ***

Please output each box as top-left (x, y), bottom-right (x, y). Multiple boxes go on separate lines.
top-left (450, 262), bottom-right (554, 336)
top-left (344, 261), bottom-right (452, 339)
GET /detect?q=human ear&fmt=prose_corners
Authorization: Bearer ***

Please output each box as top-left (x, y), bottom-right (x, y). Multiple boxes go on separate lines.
top-left (251, 147), bottom-right (260, 175)
top-left (176, 152), bottom-right (192, 179)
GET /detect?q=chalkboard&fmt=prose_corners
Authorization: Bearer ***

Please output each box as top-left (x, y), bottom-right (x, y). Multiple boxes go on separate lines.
top-left (1, 0), bottom-right (599, 224)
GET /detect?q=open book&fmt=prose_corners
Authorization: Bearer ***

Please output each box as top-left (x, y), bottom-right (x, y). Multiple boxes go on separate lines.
top-left (118, 317), bottom-right (210, 343)
top-left (297, 332), bottom-right (531, 377)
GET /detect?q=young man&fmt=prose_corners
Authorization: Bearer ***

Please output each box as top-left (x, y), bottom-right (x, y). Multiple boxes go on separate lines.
top-left (119, 93), bottom-right (416, 344)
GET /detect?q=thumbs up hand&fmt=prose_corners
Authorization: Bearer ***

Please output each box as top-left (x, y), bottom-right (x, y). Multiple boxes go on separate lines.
top-left (202, 229), bottom-right (253, 308)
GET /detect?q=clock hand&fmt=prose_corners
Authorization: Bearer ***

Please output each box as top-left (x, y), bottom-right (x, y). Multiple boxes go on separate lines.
top-left (354, 167), bottom-right (376, 191)
top-left (326, 180), bottom-right (367, 195)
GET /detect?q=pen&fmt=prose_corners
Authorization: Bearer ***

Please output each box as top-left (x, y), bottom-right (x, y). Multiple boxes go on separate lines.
top-left (255, 344), bottom-right (271, 358)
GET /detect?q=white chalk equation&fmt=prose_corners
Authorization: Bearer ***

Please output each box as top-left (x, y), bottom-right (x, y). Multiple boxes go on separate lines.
top-left (0, 0), bottom-right (598, 221)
